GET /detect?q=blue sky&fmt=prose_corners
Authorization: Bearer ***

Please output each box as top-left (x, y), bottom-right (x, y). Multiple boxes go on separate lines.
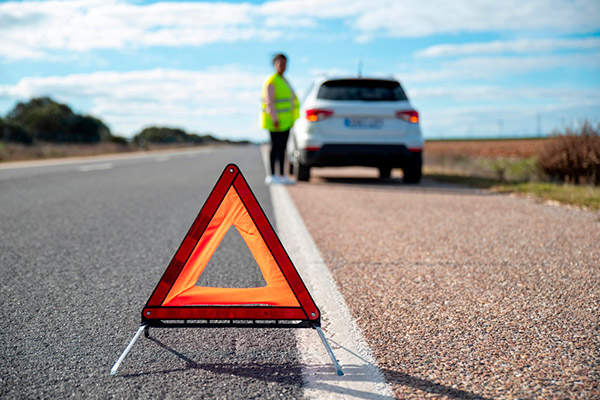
top-left (1, 0), bottom-right (599, 141)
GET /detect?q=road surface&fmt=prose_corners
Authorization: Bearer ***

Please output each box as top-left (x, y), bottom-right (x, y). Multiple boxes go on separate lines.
top-left (0, 146), bottom-right (306, 399)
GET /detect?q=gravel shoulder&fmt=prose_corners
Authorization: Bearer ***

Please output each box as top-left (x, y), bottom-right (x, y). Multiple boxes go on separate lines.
top-left (287, 167), bottom-right (600, 399)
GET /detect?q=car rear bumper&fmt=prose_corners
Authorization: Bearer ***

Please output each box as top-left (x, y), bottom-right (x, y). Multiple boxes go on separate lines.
top-left (299, 144), bottom-right (421, 168)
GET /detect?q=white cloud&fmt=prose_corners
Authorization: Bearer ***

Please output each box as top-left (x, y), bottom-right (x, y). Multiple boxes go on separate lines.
top-left (348, 0), bottom-right (600, 38)
top-left (397, 53), bottom-right (600, 84)
top-left (1, 0), bottom-right (599, 59)
top-left (0, 67), bottom-right (267, 138)
top-left (411, 85), bottom-right (600, 137)
top-left (0, 0), bottom-right (278, 60)
top-left (420, 101), bottom-right (600, 138)
top-left (411, 86), bottom-right (600, 105)
top-left (416, 37), bottom-right (600, 58)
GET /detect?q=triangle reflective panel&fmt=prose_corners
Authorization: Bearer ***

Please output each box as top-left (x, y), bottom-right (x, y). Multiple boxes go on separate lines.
top-left (142, 164), bottom-right (320, 325)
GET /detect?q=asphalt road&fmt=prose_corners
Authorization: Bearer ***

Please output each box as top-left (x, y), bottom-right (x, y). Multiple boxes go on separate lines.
top-left (0, 146), bottom-right (305, 399)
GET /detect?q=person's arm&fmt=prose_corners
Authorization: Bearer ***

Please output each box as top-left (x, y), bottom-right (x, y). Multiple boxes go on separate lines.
top-left (264, 82), bottom-right (279, 129)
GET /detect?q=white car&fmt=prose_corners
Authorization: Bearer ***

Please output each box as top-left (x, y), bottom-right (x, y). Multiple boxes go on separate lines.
top-left (288, 77), bottom-right (423, 182)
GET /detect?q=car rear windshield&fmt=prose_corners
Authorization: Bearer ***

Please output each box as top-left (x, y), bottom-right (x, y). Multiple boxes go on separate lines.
top-left (317, 79), bottom-right (408, 101)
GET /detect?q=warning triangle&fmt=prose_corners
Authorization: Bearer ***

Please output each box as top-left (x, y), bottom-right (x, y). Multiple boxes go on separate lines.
top-left (142, 164), bottom-right (320, 324)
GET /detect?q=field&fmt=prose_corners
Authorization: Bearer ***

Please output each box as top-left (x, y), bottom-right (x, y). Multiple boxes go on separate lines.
top-left (423, 138), bottom-right (600, 211)
top-left (424, 138), bottom-right (547, 158)
top-left (423, 138), bottom-right (543, 184)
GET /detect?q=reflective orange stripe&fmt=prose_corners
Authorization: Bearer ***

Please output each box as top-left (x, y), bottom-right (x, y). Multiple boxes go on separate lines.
top-left (162, 186), bottom-right (300, 307)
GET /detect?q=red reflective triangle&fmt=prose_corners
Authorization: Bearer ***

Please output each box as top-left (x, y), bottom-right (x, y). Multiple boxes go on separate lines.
top-left (142, 164), bottom-right (320, 323)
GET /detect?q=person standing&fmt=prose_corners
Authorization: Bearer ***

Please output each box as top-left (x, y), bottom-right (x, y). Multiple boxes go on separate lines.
top-left (261, 53), bottom-right (299, 185)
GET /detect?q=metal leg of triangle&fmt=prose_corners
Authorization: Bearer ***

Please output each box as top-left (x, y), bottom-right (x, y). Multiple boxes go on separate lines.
top-left (315, 326), bottom-right (344, 376)
top-left (111, 324), bottom-right (147, 376)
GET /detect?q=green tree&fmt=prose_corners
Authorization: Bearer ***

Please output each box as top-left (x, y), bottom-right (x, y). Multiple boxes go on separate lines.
top-left (0, 117), bottom-right (33, 144)
top-left (133, 126), bottom-right (194, 144)
top-left (5, 97), bottom-right (112, 143)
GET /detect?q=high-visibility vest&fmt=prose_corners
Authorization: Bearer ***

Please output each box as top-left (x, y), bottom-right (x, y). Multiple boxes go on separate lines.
top-left (261, 73), bottom-right (300, 132)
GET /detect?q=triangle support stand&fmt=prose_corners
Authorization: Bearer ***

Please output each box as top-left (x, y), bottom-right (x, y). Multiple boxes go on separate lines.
top-left (110, 324), bottom-right (147, 376)
top-left (315, 326), bottom-right (344, 376)
top-left (110, 323), bottom-right (343, 376)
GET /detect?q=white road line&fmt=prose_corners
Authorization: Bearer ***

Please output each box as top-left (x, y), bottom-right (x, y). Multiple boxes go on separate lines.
top-left (261, 146), bottom-right (394, 399)
top-left (77, 163), bottom-right (113, 172)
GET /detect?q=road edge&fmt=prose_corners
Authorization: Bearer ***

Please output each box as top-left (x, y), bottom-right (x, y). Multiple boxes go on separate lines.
top-left (261, 147), bottom-right (395, 399)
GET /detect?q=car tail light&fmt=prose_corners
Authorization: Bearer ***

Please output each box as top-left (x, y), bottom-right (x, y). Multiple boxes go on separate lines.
top-left (395, 110), bottom-right (419, 123)
top-left (305, 146), bottom-right (321, 152)
top-left (306, 109), bottom-right (334, 122)
top-left (408, 147), bottom-right (422, 153)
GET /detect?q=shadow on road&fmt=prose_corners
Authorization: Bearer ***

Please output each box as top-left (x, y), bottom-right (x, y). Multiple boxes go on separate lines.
top-left (121, 337), bottom-right (491, 400)
top-left (121, 336), bottom-right (301, 385)
top-left (304, 176), bottom-right (490, 197)
top-left (302, 167), bottom-right (489, 195)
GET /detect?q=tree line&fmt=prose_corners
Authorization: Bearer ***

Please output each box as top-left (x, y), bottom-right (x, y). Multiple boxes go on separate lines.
top-left (1, 97), bottom-right (246, 146)
top-left (1, 97), bottom-right (114, 144)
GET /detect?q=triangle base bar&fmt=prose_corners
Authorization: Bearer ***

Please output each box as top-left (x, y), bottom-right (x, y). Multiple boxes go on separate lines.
top-left (142, 318), bottom-right (313, 329)
top-left (142, 305), bottom-right (314, 322)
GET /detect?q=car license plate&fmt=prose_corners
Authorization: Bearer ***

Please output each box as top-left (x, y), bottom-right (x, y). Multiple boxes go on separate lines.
top-left (344, 118), bottom-right (383, 129)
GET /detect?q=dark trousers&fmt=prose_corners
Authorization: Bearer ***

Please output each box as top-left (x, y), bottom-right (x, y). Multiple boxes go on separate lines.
top-left (269, 130), bottom-right (289, 176)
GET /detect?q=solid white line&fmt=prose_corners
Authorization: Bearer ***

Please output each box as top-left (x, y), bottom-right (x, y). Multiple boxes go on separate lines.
top-left (261, 146), bottom-right (394, 399)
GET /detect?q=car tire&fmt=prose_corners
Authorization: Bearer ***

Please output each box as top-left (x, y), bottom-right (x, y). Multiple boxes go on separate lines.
top-left (295, 161), bottom-right (311, 182)
top-left (378, 167), bottom-right (392, 179)
top-left (403, 154), bottom-right (422, 184)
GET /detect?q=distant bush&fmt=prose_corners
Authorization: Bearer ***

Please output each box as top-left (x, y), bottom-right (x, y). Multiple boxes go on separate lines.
top-left (133, 126), bottom-right (226, 145)
top-left (108, 135), bottom-right (129, 145)
top-left (537, 121), bottom-right (600, 185)
top-left (133, 126), bottom-right (190, 144)
top-left (5, 97), bottom-right (112, 143)
top-left (0, 117), bottom-right (33, 144)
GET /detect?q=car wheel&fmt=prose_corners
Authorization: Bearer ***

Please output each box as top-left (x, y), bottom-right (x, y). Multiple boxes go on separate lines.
top-left (295, 161), bottom-right (311, 182)
top-left (378, 167), bottom-right (392, 179)
top-left (403, 153), bottom-right (422, 184)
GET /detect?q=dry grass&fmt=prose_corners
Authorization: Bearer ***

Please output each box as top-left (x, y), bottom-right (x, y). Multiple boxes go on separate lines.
top-left (424, 139), bottom-right (543, 183)
top-left (0, 142), bottom-right (137, 162)
top-left (537, 123), bottom-right (600, 185)
top-left (0, 141), bottom-right (215, 163)
top-left (424, 138), bottom-right (600, 210)
top-left (425, 138), bottom-right (547, 158)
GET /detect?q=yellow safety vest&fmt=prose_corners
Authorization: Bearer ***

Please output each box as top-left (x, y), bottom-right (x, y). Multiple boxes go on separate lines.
top-left (261, 73), bottom-right (300, 132)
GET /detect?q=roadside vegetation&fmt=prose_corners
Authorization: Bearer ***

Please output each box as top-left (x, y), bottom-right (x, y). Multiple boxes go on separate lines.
top-left (0, 97), bottom-right (250, 162)
top-left (425, 122), bottom-right (600, 210)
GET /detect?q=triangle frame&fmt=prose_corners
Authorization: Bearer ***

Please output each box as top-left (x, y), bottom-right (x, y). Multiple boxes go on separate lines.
top-left (141, 163), bottom-right (320, 326)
